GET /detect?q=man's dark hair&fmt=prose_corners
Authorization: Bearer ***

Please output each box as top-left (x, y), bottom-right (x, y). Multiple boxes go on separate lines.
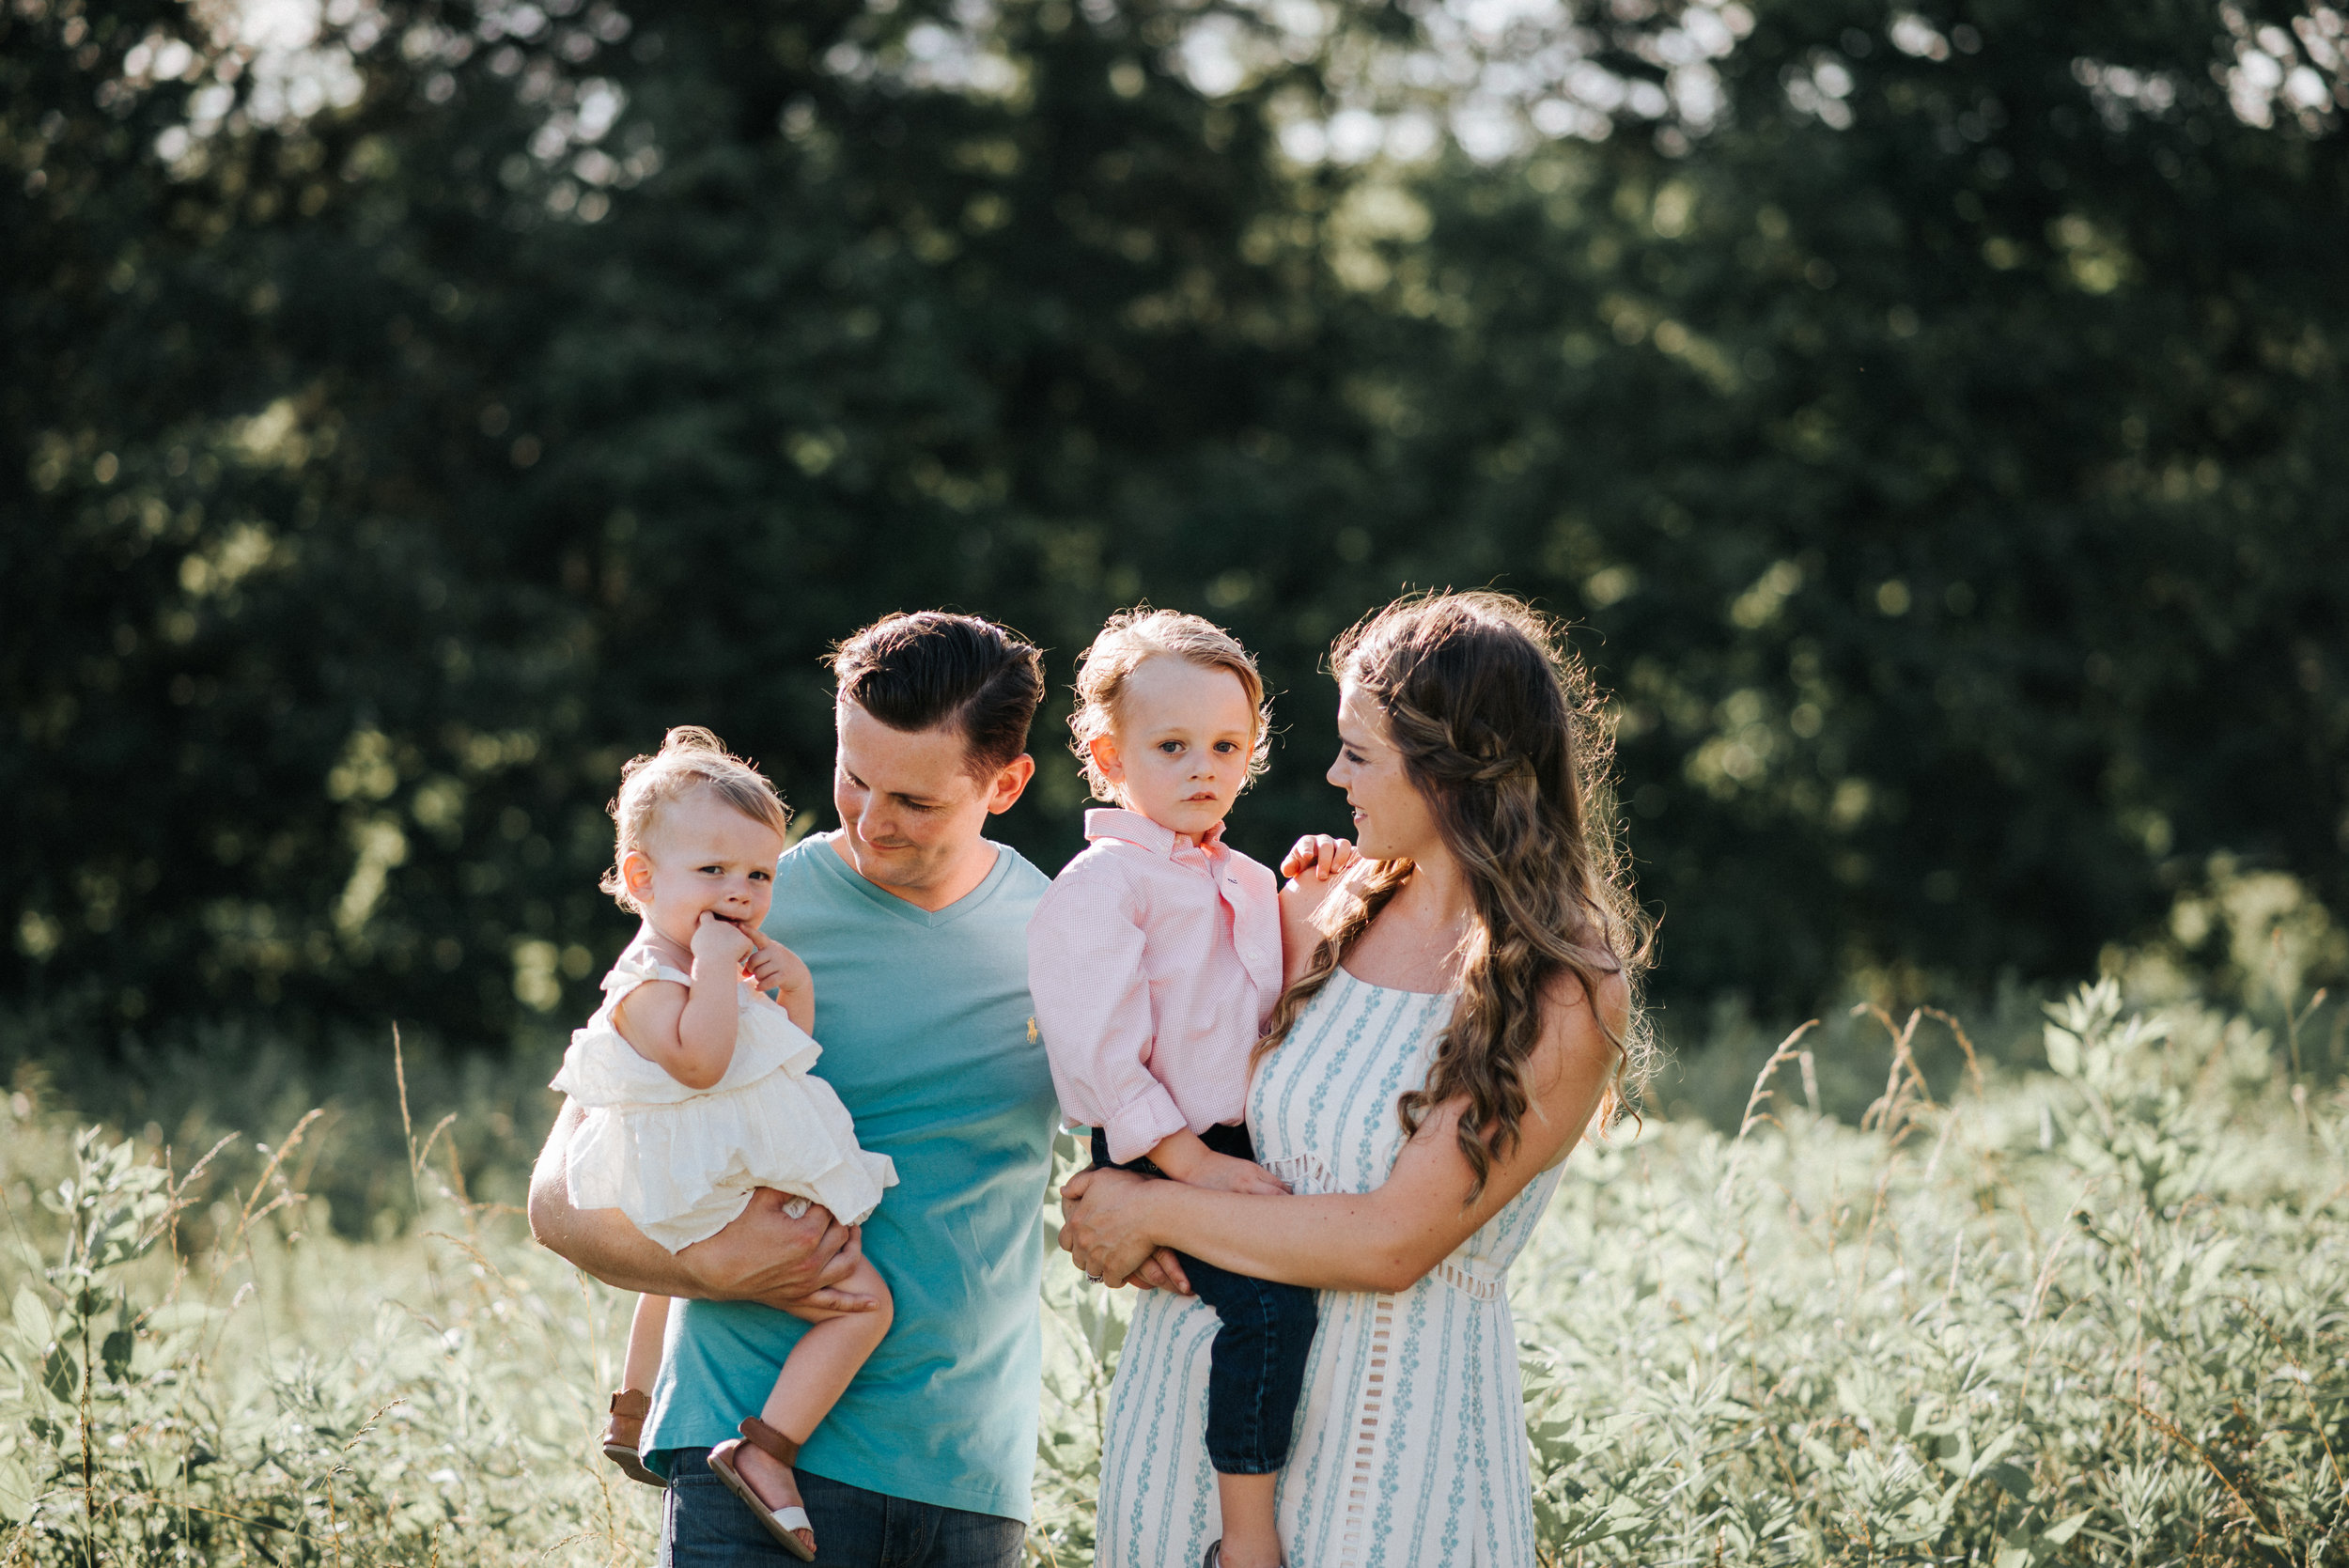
top-left (832, 612), bottom-right (1046, 778)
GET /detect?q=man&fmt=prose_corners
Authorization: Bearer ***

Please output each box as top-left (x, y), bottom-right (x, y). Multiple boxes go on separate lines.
top-left (529, 612), bottom-right (1057, 1567)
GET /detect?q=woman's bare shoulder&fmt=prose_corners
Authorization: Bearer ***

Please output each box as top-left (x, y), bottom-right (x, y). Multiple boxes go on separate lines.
top-left (1531, 964), bottom-right (1632, 1075)
top-left (1276, 863), bottom-right (1361, 974)
top-left (1279, 858), bottom-right (1365, 921)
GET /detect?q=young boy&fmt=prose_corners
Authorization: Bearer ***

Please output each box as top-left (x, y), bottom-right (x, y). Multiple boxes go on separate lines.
top-left (1028, 609), bottom-right (1319, 1568)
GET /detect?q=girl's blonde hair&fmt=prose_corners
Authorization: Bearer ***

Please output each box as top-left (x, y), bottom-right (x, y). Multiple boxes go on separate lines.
top-left (599, 726), bottom-right (792, 912)
top-left (1068, 608), bottom-right (1272, 802)
top-left (1253, 591), bottom-right (1656, 1200)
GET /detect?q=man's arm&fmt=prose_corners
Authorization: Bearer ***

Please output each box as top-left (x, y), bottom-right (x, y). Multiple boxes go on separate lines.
top-left (529, 1100), bottom-right (876, 1312)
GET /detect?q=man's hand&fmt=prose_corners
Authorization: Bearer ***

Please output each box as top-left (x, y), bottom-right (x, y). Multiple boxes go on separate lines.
top-left (531, 1102), bottom-right (870, 1311)
top-left (677, 1190), bottom-right (875, 1312)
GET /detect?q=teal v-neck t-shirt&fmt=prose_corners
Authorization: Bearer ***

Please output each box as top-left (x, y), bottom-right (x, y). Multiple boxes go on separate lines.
top-left (641, 833), bottom-right (1056, 1523)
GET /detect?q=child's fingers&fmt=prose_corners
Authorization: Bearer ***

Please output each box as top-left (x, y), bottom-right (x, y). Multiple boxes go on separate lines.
top-left (1134, 1248), bottom-right (1191, 1296)
top-left (1238, 1159), bottom-right (1288, 1195)
top-left (1283, 833), bottom-right (1332, 879)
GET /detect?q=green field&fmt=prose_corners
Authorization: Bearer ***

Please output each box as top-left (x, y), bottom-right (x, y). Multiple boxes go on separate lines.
top-left (6, 978), bottom-right (2346, 1565)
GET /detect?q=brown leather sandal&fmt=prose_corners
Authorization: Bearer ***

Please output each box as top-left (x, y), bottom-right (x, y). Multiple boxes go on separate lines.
top-left (708, 1418), bottom-right (816, 1560)
top-left (599, 1389), bottom-right (663, 1488)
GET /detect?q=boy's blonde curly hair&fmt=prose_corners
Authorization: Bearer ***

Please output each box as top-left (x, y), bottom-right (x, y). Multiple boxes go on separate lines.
top-left (1068, 609), bottom-right (1272, 803)
top-left (599, 726), bottom-right (791, 912)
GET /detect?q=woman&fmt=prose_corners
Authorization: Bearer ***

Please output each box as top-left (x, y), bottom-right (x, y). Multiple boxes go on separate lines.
top-left (1058, 590), bottom-right (1654, 1568)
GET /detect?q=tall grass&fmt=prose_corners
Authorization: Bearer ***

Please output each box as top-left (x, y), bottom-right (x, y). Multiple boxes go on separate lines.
top-left (0, 1042), bottom-right (661, 1566)
top-left (6, 980), bottom-right (2347, 1564)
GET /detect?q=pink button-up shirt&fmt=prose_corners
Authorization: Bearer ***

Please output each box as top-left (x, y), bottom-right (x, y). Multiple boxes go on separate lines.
top-left (1027, 808), bottom-right (1283, 1164)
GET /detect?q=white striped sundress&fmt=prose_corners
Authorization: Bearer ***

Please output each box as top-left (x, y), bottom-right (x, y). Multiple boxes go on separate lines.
top-left (1095, 968), bottom-right (1564, 1567)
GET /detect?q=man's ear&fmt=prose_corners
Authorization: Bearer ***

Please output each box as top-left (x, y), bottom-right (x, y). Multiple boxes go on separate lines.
top-left (985, 753), bottom-right (1036, 816)
top-left (621, 847), bottom-right (656, 902)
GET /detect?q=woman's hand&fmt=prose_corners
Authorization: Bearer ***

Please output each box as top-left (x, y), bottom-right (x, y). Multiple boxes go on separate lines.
top-left (1280, 833), bottom-right (1359, 883)
top-left (1060, 1166), bottom-right (1190, 1290)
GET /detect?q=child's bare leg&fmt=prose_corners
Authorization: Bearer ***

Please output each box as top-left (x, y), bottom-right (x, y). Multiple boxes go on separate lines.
top-left (1216, 1473), bottom-right (1282, 1568)
top-left (599, 1295), bottom-right (670, 1483)
top-left (622, 1293), bottom-right (669, 1394)
top-left (723, 1258), bottom-right (893, 1552)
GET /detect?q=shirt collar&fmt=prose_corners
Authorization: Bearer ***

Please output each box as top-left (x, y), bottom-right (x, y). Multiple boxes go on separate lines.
top-left (1083, 807), bottom-right (1227, 859)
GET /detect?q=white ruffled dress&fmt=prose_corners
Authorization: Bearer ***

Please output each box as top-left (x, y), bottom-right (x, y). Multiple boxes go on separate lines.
top-left (549, 943), bottom-right (897, 1252)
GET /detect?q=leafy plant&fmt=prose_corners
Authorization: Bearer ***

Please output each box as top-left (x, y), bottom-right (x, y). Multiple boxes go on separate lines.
top-left (0, 1093), bottom-right (659, 1566)
top-left (7, 977), bottom-right (2346, 1564)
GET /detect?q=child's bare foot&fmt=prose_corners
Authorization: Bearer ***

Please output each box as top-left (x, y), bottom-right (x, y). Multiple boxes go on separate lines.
top-left (707, 1424), bottom-right (816, 1560)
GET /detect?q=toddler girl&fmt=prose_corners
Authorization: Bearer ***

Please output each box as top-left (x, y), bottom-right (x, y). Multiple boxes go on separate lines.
top-left (1027, 611), bottom-right (1319, 1568)
top-left (551, 726), bottom-right (895, 1560)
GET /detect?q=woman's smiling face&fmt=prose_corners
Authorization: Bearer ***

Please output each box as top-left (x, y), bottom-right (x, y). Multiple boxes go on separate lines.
top-left (1329, 679), bottom-right (1442, 863)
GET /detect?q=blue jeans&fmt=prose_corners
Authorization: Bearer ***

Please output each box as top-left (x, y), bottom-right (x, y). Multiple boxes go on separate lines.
top-left (660, 1451), bottom-right (1026, 1568)
top-left (1092, 1124), bottom-right (1319, 1475)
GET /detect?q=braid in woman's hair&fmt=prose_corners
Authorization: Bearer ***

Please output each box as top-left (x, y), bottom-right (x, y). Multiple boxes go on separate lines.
top-left (1252, 592), bottom-right (1655, 1202)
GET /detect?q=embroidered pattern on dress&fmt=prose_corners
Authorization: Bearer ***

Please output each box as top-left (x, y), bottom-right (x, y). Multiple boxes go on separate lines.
top-left (1337, 1290), bottom-right (1396, 1568)
top-left (1262, 1152), bottom-right (1334, 1197)
top-left (1430, 1254), bottom-right (1504, 1302)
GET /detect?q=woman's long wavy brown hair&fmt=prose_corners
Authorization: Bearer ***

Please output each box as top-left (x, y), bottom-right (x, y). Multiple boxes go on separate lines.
top-left (1253, 591), bottom-right (1656, 1200)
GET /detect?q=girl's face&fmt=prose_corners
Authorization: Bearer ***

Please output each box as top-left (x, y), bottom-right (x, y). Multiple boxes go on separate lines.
top-left (622, 788), bottom-right (786, 949)
top-left (1088, 656), bottom-right (1258, 845)
top-left (1329, 679), bottom-right (1444, 863)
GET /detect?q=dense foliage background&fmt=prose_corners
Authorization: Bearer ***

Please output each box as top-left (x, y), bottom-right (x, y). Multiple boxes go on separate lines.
top-left (7, 0), bottom-right (2346, 1074)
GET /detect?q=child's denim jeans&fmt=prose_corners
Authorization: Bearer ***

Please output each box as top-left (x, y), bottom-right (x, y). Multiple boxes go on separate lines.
top-left (1090, 1123), bottom-right (1319, 1475)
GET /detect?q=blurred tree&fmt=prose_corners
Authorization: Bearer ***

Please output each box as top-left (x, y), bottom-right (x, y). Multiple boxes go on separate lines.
top-left (1323, 0), bottom-right (2349, 1008)
top-left (2, 0), bottom-right (2342, 1055)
